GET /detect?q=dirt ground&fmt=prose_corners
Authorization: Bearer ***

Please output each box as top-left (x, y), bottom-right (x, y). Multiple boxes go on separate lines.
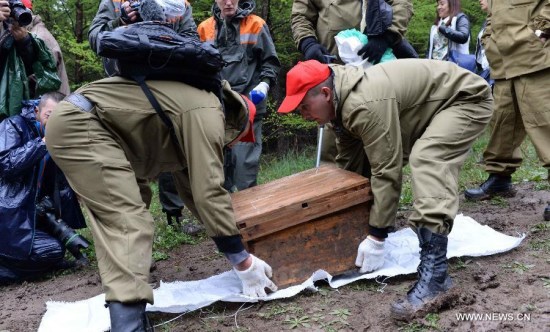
top-left (1, 183), bottom-right (549, 332)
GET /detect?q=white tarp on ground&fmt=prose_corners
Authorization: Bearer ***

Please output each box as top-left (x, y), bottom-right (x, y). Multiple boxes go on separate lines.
top-left (38, 214), bottom-right (525, 332)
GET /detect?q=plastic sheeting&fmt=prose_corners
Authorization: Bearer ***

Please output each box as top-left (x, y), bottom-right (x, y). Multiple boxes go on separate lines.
top-left (38, 214), bottom-right (525, 332)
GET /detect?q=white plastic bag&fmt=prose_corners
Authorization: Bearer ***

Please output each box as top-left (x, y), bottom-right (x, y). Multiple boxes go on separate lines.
top-left (158, 0), bottom-right (185, 21)
top-left (335, 29), bottom-right (397, 69)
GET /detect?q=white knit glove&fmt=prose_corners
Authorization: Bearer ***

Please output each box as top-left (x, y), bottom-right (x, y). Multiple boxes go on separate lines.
top-left (355, 236), bottom-right (385, 273)
top-left (234, 255), bottom-right (278, 297)
top-left (249, 82), bottom-right (269, 105)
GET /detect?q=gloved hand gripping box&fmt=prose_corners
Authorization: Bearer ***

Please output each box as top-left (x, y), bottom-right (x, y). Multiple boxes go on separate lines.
top-left (231, 165), bottom-right (372, 287)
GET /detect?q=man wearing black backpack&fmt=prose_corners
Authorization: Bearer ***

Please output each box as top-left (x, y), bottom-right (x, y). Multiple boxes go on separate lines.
top-left (88, 0), bottom-right (203, 232)
top-left (46, 79), bottom-right (278, 331)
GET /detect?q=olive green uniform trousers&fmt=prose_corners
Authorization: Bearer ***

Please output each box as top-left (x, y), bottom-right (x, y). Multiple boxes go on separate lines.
top-left (46, 78), bottom-right (241, 304)
top-left (483, 68), bottom-right (550, 176)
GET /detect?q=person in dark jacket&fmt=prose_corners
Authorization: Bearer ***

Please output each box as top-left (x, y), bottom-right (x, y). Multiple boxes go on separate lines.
top-left (427, 0), bottom-right (470, 60)
top-left (291, 0), bottom-right (418, 169)
top-left (0, 92), bottom-right (87, 284)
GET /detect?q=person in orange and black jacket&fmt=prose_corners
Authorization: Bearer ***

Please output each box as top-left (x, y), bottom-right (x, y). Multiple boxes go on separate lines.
top-left (198, 0), bottom-right (280, 192)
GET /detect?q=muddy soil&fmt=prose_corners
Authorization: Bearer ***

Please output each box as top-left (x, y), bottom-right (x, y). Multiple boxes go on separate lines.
top-left (1, 183), bottom-right (549, 332)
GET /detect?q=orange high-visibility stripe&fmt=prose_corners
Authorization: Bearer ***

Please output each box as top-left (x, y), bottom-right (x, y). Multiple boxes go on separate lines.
top-left (197, 15), bottom-right (266, 45)
top-left (197, 17), bottom-right (216, 42)
top-left (239, 15), bottom-right (264, 35)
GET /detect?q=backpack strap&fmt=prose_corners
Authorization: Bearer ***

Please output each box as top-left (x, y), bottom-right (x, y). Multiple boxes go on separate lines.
top-left (133, 75), bottom-right (181, 148)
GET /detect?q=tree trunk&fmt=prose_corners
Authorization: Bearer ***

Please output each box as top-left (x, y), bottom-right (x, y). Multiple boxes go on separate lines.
top-left (259, 0), bottom-right (271, 27)
top-left (74, 0), bottom-right (84, 84)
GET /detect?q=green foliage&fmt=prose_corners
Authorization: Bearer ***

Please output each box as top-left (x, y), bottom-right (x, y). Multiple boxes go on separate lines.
top-left (530, 238), bottom-right (550, 253)
top-left (329, 308), bottom-right (351, 320)
top-left (502, 261), bottom-right (536, 274)
top-left (283, 315), bottom-right (311, 329)
top-left (262, 109), bottom-right (317, 150)
top-left (424, 313), bottom-right (440, 329)
top-left (489, 196), bottom-right (509, 207)
top-left (33, 0), bottom-right (104, 86)
top-left (531, 222), bottom-right (550, 233)
top-left (449, 258), bottom-right (472, 271)
top-left (153, 223), bottom-right (198, 261)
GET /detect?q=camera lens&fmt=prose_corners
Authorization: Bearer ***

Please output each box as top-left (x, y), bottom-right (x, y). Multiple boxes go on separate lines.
top-left (13, 7), bottom-right (32, 26)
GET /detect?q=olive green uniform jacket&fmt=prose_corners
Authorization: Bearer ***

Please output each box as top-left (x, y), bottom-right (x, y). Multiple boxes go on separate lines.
top-left (480, 0), bottom-right (550, 175)
top-left (482, 0), bottom-right (550, 79)
top-left (46, 78), bottom-right (250, 303)
top-left (330, 60), bottom-right (493, 236)
top-left (291, 0), bottom-right (413, 55)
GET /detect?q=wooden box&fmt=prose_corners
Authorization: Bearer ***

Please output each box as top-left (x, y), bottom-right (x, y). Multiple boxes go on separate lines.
top-left (231, 165), bottom-right (372, 288)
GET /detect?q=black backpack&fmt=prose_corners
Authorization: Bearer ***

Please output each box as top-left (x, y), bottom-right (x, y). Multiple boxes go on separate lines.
top-left (97, 21), bottom-right (226, 147)
top-left (97, 21), bottom-right (225, 95)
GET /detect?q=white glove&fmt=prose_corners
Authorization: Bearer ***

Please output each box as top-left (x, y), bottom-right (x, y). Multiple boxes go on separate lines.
top-left (355, 236), bottom-right (385, 273)
top-left (249, 82), bottom-right (269, 105)
top-left (234, 254), bottom-right (278, 297)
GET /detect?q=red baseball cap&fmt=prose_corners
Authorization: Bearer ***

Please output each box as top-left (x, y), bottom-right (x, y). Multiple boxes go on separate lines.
top-left (22, 0), bottom-right (32, 9)
top-left (239, 94), bottom-right (256, 142)
top-left (277, 60), bottom-right (331, 114)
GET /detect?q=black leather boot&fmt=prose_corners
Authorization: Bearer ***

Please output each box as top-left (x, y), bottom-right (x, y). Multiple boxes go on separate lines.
top-left (464, 174), bottom-right (515, 201)
top-left (165, 213), bottom-right (180, 226)
top-left (108, 301), bottom-right (153, 332)
top-left (391, 228), bottom-right (453, 321)
top-left (544, 204), bottom-right (550, 221)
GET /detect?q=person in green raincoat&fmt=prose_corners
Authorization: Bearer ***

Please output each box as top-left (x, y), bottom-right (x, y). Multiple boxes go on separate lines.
top-left (0, 0), bottom-right (60, 120)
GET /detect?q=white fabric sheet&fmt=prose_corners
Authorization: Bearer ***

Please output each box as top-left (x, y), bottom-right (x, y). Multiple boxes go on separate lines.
top-left (38, 214), bottom-right (525, 332)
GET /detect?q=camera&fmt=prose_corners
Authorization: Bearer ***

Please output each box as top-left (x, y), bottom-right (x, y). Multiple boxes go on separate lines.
top-left (36, 196), bottom-right (90, 265)
top-left (8, 0), bottom-right (32, 27)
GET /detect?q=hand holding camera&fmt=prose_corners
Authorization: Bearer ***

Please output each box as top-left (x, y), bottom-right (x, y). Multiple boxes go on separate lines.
top-left (120, 0), bottom-right (140, 25)
top-left (36, 196), bottom-right (91, 266)
top-left (0, 0), bottom-right (10, 22)
top-left (9, 21), bottom-right (28, 41)
top-left (119, 0), bottom-right (186, 25)
top-left (1, 0), bottom-right (32, 26)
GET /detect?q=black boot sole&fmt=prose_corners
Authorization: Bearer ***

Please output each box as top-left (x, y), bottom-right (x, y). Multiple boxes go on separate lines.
top-left (464, 188), bottom-right (516, 201)
top-left (390, 286), bottom-right (459, 322)
top-left (544, 209), bottom-right (550, 222)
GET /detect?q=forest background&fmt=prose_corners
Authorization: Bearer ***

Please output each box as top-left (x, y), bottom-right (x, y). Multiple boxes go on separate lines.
top-left (32, 0), bottom-right (487, 154)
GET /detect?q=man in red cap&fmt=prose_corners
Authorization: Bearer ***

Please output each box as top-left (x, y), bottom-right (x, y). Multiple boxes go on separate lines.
top-left (278, 59), bottom-right (493, 321)
top-left (46, 78), bottom-right (275, 331)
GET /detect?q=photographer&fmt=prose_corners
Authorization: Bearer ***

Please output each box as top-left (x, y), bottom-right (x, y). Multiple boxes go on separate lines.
top-left (0, 0), bottom-right (61, 120)
top-left (0, 93), bottom-right (87, 284)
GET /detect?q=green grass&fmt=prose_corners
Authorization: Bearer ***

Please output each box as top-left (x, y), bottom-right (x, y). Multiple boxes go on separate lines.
top-left (398, 131), bottom-right (547, 210)
top-left (257, 147), bottom-right (316, 185)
